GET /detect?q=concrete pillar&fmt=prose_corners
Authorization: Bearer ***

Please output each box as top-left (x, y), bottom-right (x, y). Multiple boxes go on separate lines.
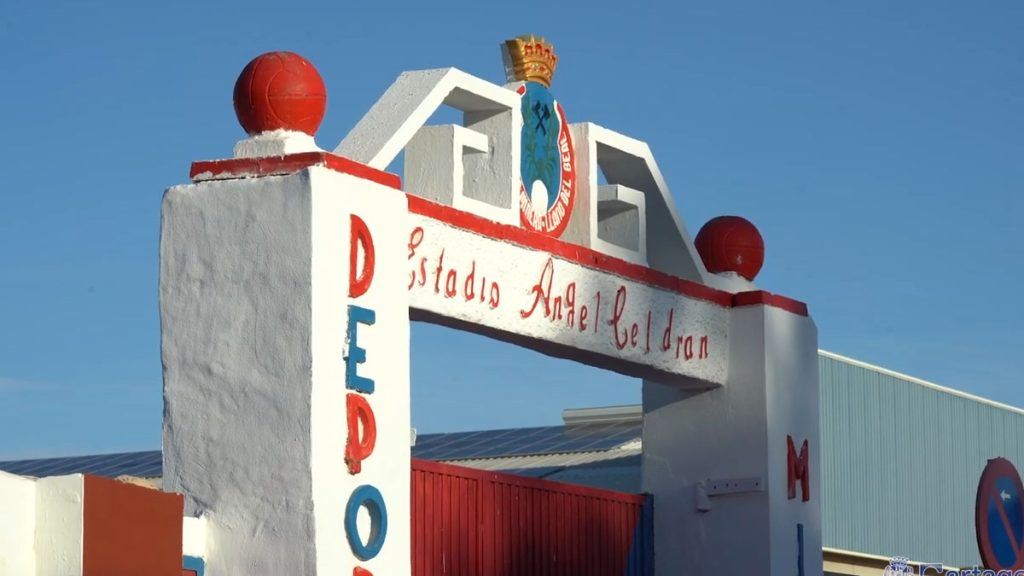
top-left (160, 162), bottom-right (410, 575)
top-left (642, 296), bottom-right (821, 575)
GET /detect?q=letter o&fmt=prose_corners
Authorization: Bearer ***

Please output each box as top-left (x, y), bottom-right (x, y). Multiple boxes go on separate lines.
top-left (345, 484), bottom-right (388, 561)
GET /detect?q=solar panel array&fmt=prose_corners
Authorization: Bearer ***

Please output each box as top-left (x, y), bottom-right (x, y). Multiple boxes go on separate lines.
top-left (412, 421), bottom-right (641, 461)
top-left (0, 421), bottom-right (642, 479)
top-left (0, 450), bottom-right (162, 479)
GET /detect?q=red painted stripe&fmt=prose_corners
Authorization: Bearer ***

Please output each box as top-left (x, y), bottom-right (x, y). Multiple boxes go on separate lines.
top-left (189, 152), bottom-right (402, 190)
top-left (409, 195), bottom-right (810, 315)
top-left (732, 290), bottom-right (809, 316)
top-left (408, 195), bottom-right (735, 308)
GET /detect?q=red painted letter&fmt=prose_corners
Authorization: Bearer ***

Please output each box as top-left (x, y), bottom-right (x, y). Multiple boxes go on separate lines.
top-left (787, 435), bottom-right (810, 501)
top-left (349, 215), bottom-right (375, 298)
top-left (520, 258), bottom-right (554, 319)
top-left (609, 286), bottom-right (628, 350)
top-left (346, 393), bottom-right (377, 474)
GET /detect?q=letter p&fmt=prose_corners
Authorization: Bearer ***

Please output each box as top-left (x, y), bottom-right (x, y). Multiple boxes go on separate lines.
top-left (345, 393), bottom-right (377, 474)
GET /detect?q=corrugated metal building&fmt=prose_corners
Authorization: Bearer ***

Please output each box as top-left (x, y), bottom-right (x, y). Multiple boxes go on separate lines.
top-left (2, 350), bottom-right (1014, 572)
top-left (818, 350), bottom-right (1024, 572)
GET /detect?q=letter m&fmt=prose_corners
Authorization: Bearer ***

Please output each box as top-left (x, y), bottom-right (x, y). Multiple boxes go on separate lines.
top-left (787, 435), bottom-right (810, 502)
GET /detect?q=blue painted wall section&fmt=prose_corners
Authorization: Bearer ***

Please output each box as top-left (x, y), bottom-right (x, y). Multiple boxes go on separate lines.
top-left (183, 555), bottom-right (205, 576)
top-left (624, 494), bottom-right (654, 576)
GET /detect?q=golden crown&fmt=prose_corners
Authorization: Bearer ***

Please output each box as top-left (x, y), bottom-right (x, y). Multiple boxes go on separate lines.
top-left (502, 35), bottom-right (558, 88)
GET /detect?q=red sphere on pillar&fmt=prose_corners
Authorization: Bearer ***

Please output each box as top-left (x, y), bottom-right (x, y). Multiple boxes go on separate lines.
top-left (233, 51), bottom-right (327, 136)
top-left (695, 216), bottom-right (765, 281)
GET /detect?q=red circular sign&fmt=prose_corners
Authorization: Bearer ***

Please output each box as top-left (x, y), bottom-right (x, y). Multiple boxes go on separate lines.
top-left (976, 457), bottom-right (1024, 570)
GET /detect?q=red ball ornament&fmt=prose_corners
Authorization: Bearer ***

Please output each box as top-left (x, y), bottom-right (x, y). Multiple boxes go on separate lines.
top-left (233, 51), bottom-right (327, 136)
top-left (695, 216), bottom-right (765, 281)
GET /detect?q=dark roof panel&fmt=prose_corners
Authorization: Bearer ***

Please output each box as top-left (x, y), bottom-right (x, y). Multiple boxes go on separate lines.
top-left (0, 450), bottom-right (162, 479)
top-left (414, 422), bottom-right (640, 460)
top-left (0, 421), bottom-right (642, 479)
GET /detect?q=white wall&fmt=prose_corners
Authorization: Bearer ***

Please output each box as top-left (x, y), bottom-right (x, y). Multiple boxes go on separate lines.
top-left (765, 306), bottom-right (822, 573)
top-left (0, 471), bottom-right (36, 576)
top-left (35, 474), bottom-right (85, 576)
top-left (161, 172), bottom-right (320, 574)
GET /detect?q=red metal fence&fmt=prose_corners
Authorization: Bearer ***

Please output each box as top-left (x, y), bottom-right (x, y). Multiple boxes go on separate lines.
top-left (412, 458), bottom-right (652, 576)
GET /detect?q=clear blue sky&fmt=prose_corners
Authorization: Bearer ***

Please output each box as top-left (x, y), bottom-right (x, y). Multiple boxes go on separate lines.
top-left (0, 1), bottom-right (1021, 459)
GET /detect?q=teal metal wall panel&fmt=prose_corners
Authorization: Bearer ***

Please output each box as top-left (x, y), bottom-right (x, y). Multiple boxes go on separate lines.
top-left (820, 352), bottom-right (1024, 568)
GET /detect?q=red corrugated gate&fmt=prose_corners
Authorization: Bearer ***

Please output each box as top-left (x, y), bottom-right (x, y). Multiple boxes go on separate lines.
top-left (412, 459), bottom-right (653, 576)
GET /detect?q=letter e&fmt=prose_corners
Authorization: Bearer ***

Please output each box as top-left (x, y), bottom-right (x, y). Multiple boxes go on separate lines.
top-left (346, 305), bottom-right (376, 394)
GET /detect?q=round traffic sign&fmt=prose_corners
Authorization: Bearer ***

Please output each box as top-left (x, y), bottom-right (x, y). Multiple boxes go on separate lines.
top-left (976, 457), bottom-right (1024, 570)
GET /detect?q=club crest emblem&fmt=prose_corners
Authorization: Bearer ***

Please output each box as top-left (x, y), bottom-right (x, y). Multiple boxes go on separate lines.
top-left (503, 35), bottom-right (577, 238)
top-left (883, 556), bottom-right (914, 575)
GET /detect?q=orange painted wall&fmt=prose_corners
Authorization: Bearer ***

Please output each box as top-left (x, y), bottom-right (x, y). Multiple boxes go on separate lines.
top-left (82, 475), bottom-right (183, 576)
